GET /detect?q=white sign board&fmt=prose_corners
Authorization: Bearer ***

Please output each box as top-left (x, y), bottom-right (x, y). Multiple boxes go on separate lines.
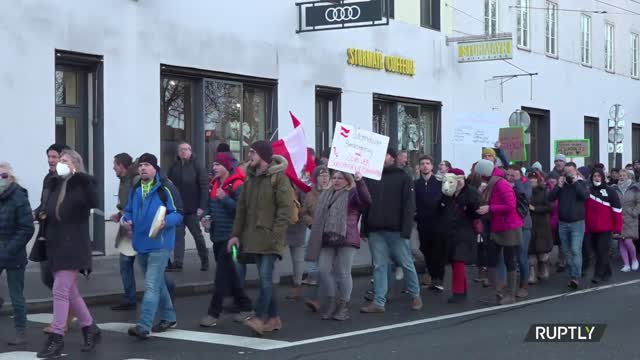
top-left (328, 122), bottom-right (390, 180)
top-left (452, 112), bottom-right (503, 147)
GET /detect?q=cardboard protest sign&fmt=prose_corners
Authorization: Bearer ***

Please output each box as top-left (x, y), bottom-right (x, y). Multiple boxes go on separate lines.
top-left (328, 122), bottom-right (390, 180)
top-left (499, 127), bottom-right (527, 162)
top-left (554, 139), bottom-right (590, 158)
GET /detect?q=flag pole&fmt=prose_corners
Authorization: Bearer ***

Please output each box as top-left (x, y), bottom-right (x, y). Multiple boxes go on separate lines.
top-left (269, 128), bottom-right (279, 142)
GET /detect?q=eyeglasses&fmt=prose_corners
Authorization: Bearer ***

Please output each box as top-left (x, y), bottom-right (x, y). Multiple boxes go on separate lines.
top-left (248, 149), bottom-right (257, 154)
top-left (0, 173), bottom-right (8, 179)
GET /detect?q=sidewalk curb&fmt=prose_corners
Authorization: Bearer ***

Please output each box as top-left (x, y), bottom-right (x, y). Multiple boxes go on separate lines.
top-left (0, 265), bottom-right (374, 316)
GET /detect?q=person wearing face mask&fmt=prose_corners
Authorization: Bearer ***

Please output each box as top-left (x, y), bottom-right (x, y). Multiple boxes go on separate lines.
top-left (306, 170), bottom-right (371, 320)
top-left (37, 150), bottom-right (100, 358)
top-left (436, 169), bottom-right (480, 303)
top-left (526, 171), bottom-right (553, 284)
top-left (612, 169), bottom-right (640, 272)
top-left (0, 162), bottom-right (35, 345)
top-left (585, 168), bottom-right (622, 284)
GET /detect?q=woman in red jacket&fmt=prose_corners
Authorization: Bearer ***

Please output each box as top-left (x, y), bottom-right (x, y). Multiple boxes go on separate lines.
top-left (585, 169), bottom-right (622, 284)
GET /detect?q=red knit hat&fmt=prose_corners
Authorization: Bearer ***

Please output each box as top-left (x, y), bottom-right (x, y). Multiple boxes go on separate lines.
top-left (449, 168), bottom-right (465, 176)
top-left (215, 152), bottom-right (235, 171)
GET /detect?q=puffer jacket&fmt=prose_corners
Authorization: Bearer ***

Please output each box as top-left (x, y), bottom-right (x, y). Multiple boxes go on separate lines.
top-left (231, 155), bottom-right (293, 256)
top-left (0, 183), bottom-right (35, 268)
top-left (206, 170), bottom-right (245, 242)
top-left (487, 168), bottom-right (523, 232)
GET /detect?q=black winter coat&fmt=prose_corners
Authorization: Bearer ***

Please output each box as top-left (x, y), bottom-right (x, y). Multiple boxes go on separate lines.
top-left (414, 174), bottom-right (442, 227)
top-left (0, 183), bottom-right (35, 269)
top-left (529, 185), bottom-right (553, 254)
top-left (45, 173), bottom-right (98, 273)
top-left (436, 185), bottom-right (481, 264)
top-left (168, 156), bottom-right (209, 215)
top-left (362, 166), bottom-right (415, 239)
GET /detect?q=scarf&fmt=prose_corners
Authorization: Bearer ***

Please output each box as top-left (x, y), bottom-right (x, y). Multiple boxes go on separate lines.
top-left (310, 187), bottom-right (350, 247)
top-left (619, 180), bottom-right (632, 194)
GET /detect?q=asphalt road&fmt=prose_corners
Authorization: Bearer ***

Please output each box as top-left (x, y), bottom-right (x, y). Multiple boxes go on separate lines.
top-left (1, 265), bottom-right (639, 360)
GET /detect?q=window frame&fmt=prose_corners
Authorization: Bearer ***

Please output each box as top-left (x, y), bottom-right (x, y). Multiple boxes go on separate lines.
top-left (580, 14), bottom-right (592, 66)
top-left (605, 22), bottom-right (615, 73)
top-left (516, 0), bottom-right (530, 49)
top-left (485, 0), bottom-right (499, 36)
top-left (420, 0), bottom-right (441, 31)
top-left (631, 32), bottom-right (639, 79)
top-left (545, 1), bottom-right (558, 58)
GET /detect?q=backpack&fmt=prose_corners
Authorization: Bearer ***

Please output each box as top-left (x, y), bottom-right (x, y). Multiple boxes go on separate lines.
top-left (515, 189), bottom-right (529, 219)
top-left (271, 173), bottom-right (300, 224)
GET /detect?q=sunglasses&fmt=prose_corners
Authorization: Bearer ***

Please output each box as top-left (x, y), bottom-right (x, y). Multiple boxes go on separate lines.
top-left (0, 173), bottom-right (8, 179)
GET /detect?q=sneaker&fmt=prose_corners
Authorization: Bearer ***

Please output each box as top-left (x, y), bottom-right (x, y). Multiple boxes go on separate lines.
top-left (360, 302), bottom-right (385, 313)
top-left (8, 332), bottom-right (26, 346)
top-left (632, 261), bottom-right (639, 271)
top-left (111, 302), bottom-right (136, 311)
top-left (568, 279), bottom-right (579, 290)
top-left (151, 320), bottom-right (177, 333)
top-left (411, 296), bottom-right (423, 311)
top-left (621, 265), bottom-right (631, 273)
top-left (127, 325), bottom-right (150, 340)
top-left (199, 315), bottom-right (218, 327)
top-left (233, 311), bottom-right (255, 323)
top-left (395, 267), bottom-right (404, 281)
top-left (302, 274), bottom-right (318, 286)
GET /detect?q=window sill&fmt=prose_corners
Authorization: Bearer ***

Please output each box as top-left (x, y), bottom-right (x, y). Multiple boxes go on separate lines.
top-left (605, 69), bottom-right (615, 74)
top-left (545, 53), bottom-right (559, 59)
top-left (517, 45), bottom-right (531, 52)
top-left (420, 25), bottom-right (441, 32)
top-left (581, 62), bottom-right (592, 68)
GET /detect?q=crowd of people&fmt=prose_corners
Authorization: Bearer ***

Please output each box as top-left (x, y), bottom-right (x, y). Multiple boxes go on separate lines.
top-left (1, 139), bottom-right (639, 358)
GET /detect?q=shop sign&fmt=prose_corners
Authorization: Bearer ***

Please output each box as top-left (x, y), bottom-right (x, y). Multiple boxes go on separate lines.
top-left (458, 38), bottom-right (513, 63)
top-left (499, 127), bottom-right (527, 162)
top-left (297, 0), bottom-right (389, 33)
top-left (328, 122), bottom-right (390, 180)
top-left (347, 48), bottom-right (416, 76)
top-left (555, 139), bottom-right (591, 158)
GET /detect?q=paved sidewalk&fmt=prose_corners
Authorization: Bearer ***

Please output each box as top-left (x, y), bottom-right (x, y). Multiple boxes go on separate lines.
top-left (0, 242), bottom-right (374, 313)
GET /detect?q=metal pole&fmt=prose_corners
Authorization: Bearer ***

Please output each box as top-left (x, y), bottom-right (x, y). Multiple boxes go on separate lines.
top-left (613, 104), bottom-right (620, 168)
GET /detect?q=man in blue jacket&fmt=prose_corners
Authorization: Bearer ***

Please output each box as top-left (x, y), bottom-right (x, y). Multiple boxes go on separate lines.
top-left (122, 153), bottom-right (183, 339)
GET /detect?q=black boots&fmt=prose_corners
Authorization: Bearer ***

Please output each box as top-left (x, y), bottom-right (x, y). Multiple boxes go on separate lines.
top-left (81, 324), bottom-right (101, 352)
top-left (37, 333), bottom-right (64, 358)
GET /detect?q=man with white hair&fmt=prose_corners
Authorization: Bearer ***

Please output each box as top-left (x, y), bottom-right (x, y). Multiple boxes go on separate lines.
top-left (0, 162), bottom-right (35, 345)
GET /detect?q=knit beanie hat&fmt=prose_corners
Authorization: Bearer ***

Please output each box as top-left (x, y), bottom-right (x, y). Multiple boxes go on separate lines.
top-left (474, 159), bottom-right (495, 177)
top-left (138, 153), bottom-right (159, 171)
top-left (250, 141), bottom-right (273, 163)
top-left (482, 148), bottom-right (496, 158)
top-left (215, 152), bottom-right (235, 172)
top-left (531, 161), bottom-right (543, 171)
top-left (555, 154), bottom-right (567, 162)
top-left (216, 143), bottom-right (231, 153)
top-left (449, 168), bottom-right (465, 176)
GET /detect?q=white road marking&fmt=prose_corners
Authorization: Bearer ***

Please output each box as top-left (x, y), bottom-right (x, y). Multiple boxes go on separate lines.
top-left (0, 352), bottom-right (67, 359)
top-left (23, 279), bottom-right (640, 351)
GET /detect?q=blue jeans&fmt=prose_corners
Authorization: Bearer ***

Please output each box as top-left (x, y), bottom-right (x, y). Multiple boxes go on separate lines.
top-left (519, 229), bottom-right (531, 283)
top-left (304, 228), bottom-right (318, 274)
top-left (1, 267), bottom-right (26, 332)
top-left (559, 221), bottom-right (585, 280)
top-left (119, 254), bottom-right (136, 304)
top-left (369, 231), bottom-right (420, 306)
top-left (137, 250), bottom-right (176, 332)
top-left (255, 254), bottom-right (278, 319)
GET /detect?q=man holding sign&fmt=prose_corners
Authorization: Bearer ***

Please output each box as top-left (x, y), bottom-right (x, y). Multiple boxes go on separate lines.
top-left (360, 147), bottom-right (422, 313)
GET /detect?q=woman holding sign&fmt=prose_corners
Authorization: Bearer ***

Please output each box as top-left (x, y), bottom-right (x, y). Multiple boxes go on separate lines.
top-left (306, 170), bottom-right (371, 321)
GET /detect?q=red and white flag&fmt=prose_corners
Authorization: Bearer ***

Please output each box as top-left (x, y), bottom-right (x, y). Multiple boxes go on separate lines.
top-left (272, 112), bottom-right (317, 193)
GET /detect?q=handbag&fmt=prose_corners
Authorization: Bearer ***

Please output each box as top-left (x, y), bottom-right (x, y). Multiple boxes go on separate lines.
top-left (29, 216), bottom-right (48, 262)
top-left (321, 232), bottom-right (347, 247)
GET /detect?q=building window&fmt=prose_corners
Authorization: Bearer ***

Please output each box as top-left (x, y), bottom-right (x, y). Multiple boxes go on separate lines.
top-left (545, 1), bottom-right (558, 56)
top-left (584, 117), bottom-right (600, 166)
top-left (605, 23), bottom-right (615, 72)
top-left (516, 0), bottom-right (530, 48)
top-left (485, 0), bottom-right (498, 35)
top-left (160, 77), bottom-right (194, 170)
top-left (632, 33), bottom-right (639, 78)
top-left (581, 14), bottom-right (592, 65)
top-left (384, 0), bottom-right (394, 19)
top-left (421, 0), bottom-right (440, 31)
top-left (373, 95), bottom-right (441, 169)
top-left (315, 87), bottom-right (341, 160)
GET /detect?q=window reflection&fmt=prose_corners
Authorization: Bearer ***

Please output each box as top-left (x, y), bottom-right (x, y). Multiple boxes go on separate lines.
top-left (160, 77), bottom-right (192, 169)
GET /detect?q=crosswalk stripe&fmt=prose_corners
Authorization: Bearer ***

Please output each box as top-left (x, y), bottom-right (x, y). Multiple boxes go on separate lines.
top-left (0, 352), bottom-right (67, 359)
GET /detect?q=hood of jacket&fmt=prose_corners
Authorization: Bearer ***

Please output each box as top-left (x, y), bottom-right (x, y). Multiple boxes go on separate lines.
top-left (492, 167), bottom-right (505, 178)
top-left (246, 155), bottom-right (288, 177)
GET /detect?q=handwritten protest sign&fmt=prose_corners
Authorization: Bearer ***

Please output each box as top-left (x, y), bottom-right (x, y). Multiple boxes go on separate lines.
top-left (499, 127), bottom-right (527, 162)
top-left (555, 139), bottom-right (590, 158)
top-left (328, 122), bottom-right (390, 180)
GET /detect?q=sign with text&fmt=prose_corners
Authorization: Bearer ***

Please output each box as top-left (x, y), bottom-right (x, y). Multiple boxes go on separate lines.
top-left (499, 127), bottom-right (527, 162)
top-left (328, 122), bottom-right (390, 180)
top-left (347, 48), bottom-right (416, 76)
top-left (458, 38), bottom-right (513, 63)
top-left (555, 139), bottom-right (591, 158)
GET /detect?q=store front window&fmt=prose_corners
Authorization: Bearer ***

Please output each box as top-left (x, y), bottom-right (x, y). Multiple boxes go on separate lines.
top-left (160, 77), bottom-right (193, 170)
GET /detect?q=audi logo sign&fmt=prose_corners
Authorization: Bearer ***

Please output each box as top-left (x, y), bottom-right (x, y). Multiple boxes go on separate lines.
top-left (325, 6), bottom-right (362, 22)
top-left (304, 0), bottom-right (383, 28)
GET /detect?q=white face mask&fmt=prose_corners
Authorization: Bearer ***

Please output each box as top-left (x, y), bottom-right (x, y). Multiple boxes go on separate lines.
top-left (593, 181), bottom-right (602, 187)
top-left (56, 163), bottom-right (71, 177)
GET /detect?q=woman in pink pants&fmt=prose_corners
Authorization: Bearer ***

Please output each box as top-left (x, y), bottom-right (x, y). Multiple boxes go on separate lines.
top-left (37, 150), bottom-right (101, 358)
top-left (613, 170), bottom-right (640, 272)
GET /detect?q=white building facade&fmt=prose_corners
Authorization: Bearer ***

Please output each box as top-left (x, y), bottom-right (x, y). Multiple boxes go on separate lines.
top-left (2, 0), bottom-right (640, 254)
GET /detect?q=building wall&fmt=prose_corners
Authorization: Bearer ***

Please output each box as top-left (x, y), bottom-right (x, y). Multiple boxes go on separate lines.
top-left (2, 0), bottom-right (640, 252)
